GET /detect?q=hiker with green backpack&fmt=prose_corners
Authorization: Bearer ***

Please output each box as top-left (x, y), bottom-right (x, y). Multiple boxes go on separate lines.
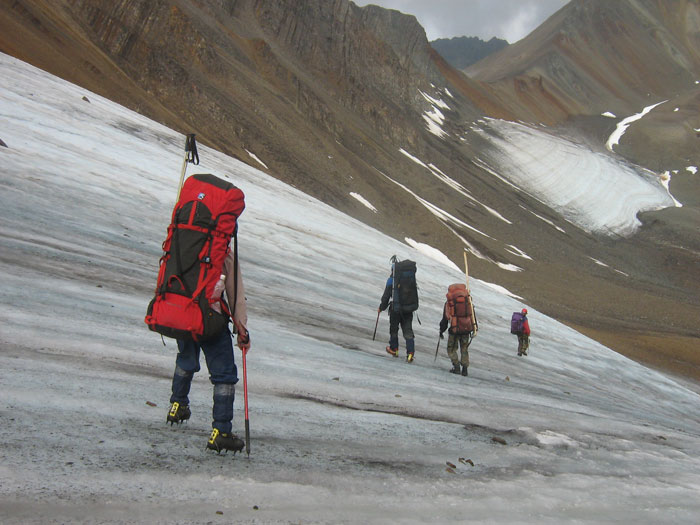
top-left (378, 256), bottom-right (419, 363)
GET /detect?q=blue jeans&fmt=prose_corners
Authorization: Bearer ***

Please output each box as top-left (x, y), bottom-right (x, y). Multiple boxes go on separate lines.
top-left (170, 328), bottom-right (238, 433)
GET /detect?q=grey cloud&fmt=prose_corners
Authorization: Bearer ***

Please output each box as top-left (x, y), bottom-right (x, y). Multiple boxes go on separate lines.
top-left (353, 0), bottom-right (569, 43)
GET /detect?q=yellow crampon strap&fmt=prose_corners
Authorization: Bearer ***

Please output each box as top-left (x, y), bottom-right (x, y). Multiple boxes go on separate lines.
top-left (208, 428), bottom-right (220, 445)
top-left (169, 402), bottom-right (180, 418)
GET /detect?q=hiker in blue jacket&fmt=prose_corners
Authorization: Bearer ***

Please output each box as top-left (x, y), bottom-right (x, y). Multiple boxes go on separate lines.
top-left (379, 274), bottom-right (416, 362)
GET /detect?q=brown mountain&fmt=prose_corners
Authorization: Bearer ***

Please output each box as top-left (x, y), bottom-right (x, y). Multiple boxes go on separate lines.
top-left (466, 0), bottom-right (700, 168)
top-left (1, 0), bottom-right (698, 384)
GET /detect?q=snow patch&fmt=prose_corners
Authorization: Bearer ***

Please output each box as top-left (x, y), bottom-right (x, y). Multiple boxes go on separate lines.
top-left (606, 101), bottom-right (667, 152)
top-left (519, 205), bottom-right (567, 234)
top-left (399, 149), bottom-right (511, 224)
top-left (505, 244), bottom-right (532, 260)
top-left (601, 111), bottom-right (617, 118)
top-left (419, 90), bottom-right (450, 138)
top-left (659, 171), bottom-right (684, 206)
top-left (588, 257), bottom-right (609, 268)
top-left (245, 149), bottom-right (268, 169)
top-left (419, 90), bottom-right (450, 110)
top-left (422, 111), bottom-right (447, 138)
top-left (349, 192), bottom-right (377, 213)
top-left (478, 281), bottom-right (523, 299)
top-left (686, 166), bottom-right (697, 175)
top-left (404, 238), bottom-right (461, 273)
top-left (475, 120), bottom-right (677, 236)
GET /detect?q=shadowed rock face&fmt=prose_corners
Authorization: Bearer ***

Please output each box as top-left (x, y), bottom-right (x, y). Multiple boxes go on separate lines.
top-left (0, 0), bottom-right (698, 382)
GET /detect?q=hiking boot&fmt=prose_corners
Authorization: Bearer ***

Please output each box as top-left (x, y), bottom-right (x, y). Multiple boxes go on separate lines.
top-left (386, 346), bottom-right (399, 357)
top-left (207, 429), bottom-right (245, 454)
top-left (406, 353), bottom-right (414, 363)
top-left (450, 363), bottom-right (461, 374)
top-left (167, 402), bottom-right (191, 425)
top-left (461, 366), bottom-right (468, 377)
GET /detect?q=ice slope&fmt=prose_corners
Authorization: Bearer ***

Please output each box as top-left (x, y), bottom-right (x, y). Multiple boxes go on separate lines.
top-left (1, 53), bottom-right (699, 524)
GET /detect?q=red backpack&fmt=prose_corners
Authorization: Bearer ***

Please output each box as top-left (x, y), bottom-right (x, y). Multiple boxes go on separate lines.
top-left (145, 174), bottom-right (245, 341)
top-left (445, 283), bottom-right (474, 334)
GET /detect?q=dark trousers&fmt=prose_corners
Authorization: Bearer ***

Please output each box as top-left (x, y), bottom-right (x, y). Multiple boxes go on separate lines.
top-left (171, 328), bottom-right (238, 433)
top-left (389, 309), bottom-right (415, 354)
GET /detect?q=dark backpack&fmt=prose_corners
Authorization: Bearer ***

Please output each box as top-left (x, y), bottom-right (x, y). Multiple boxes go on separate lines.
top-left (446, 283), bottom-right (473, 334)
top-left (392, 259), bottom-right (418, 313)
top-left (510, 312), bottom-right (525, 334)
top-left (145, 174), bottom-right (245, 341)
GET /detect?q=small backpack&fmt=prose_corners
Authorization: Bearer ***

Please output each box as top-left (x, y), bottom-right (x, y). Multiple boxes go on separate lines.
top-left (145, 174), bottom-right (245, 341)
top-left (510, 312), bottom-right (525, 334)
top-left (391, 259), bottom-right (419, 313)
top-left (446, 283), bottom-right (474, 334)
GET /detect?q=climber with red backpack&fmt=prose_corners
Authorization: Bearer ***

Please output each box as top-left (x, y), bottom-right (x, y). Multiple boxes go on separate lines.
top-left (439, 283), bottom-right (476, 376)
top-left (145, 169), bottom-right (251, 455)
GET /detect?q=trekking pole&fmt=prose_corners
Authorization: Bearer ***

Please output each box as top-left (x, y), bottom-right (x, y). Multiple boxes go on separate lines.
top-left (434, 335), bottom-right (441, 362)
top-left (175, 134), bottom-right (199, 202)
top-left (372, 309), bottom-right (380, 341)
top-left (241, 347), bottom-right (250, 457)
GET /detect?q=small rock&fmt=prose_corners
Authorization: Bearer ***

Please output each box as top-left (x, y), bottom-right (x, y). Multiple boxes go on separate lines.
top-left (492, 436), bottom-right (507, 445)
top-left (332, 377), bottom-right (340, 381)
top-left (0, 138), bottom-right (7, 148)
top-left (459, 457), bottom-right (474, 466)
top-left (253, 505), bottom-right (259, 510)
top-left (82, 96), bottom-right (90, 103)
top-left (446, 461), bottom-right (456, 469)
top-left (216, 510), bottom-right (223, 515)
top-left (505, 376), bottom-right (510, 381)
top-left (445, 467), bottom-right (456, 474)
top-left (146, 401), bottom-right (157, 407)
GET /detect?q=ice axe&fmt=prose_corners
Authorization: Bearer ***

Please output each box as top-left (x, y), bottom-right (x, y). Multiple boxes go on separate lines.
top-left (434, 334), bottom-right (442, 362)
top-left (372, 309), bottom-right (380, 341)
top-left (175, 133), bottom-right (199, 202)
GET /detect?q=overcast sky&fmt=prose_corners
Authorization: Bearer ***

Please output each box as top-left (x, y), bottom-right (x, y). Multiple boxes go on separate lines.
top-left (353, 0), bottom-right (570, 43)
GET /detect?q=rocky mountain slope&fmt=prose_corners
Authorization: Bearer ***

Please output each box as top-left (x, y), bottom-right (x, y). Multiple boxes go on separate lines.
top-left (466, 0), bottom-right (700, 168)
top-left (0, 0), bottom-right (698, 382)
